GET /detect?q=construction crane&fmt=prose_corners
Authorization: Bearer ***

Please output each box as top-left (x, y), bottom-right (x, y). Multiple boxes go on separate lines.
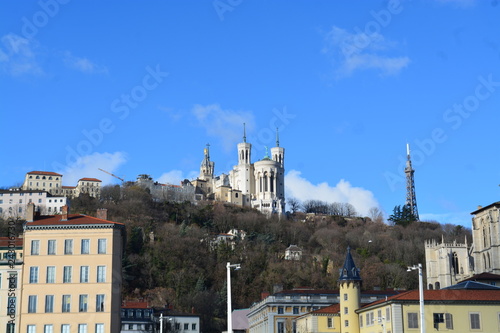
top-left (98, 168), bottom-right (125, 182)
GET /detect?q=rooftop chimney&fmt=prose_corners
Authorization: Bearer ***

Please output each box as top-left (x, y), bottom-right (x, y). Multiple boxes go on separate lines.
top-left (61, 205), bottom-right (68, 221)
top-left (26, 202), bottom-right (35, 222)
top-left (96, 208), bottom-right (107, 220)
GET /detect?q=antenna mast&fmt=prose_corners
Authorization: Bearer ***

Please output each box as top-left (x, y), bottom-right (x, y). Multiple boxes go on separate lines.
top-left (405, 143), bottom-right (419, 220)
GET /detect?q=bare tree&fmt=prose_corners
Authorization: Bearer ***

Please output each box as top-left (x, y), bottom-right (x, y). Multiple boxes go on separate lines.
top-left (287, 197), bottom-right (301, 214)
top-left (368, 206), bottom-right (384, 223)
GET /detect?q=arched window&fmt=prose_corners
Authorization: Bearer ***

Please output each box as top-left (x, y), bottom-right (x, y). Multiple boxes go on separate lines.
top-left (428, 284), bottom-right (433, 290)
top-left (435, 282), bottom-right (440, 290)
top-left (452, 252), bottom-right (459, 275)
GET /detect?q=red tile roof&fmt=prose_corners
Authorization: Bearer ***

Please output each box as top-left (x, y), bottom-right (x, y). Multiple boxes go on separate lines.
top-left (122, 301), bottom-right (150, 309)
top-left (79, 178), bottom-right (102, 182)
top-left (362, 289), bottom-right (500, 309)
top-left (26, 214), bottom-right (124, 228)
top-left (0, 237), bottom-right (23, 247)
top-left (62, 186), bottom-right (76, 189)
top-left (27, 171), bottom-right (62, 176)
top-left (311, 304), bottom-right (340, 314)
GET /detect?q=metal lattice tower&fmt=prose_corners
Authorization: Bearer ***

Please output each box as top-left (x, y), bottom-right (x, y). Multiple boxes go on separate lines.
top-left (405, 143), bottom-right (419, 220)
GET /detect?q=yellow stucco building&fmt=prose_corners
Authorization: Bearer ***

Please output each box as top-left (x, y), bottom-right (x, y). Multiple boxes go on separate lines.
top-left (19, 204), bottom-right (124, 333)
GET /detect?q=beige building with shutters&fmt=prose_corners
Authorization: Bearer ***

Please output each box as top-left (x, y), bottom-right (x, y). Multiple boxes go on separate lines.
top-left (19, 204), bottom-right (125, 333)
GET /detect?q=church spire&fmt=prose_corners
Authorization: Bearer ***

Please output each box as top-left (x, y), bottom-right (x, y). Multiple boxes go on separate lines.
top-left (243, 123), bottom-right (247, 143)
top-left (339, 246), bottom-right (361, 282)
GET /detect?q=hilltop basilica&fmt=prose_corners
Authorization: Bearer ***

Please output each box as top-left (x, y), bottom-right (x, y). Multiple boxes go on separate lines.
top-left (190, 126), bottom-right (286, 215)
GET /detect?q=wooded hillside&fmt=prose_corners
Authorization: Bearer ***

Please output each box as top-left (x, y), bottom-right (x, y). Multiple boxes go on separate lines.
top-left (3, 184), bottom-right (471, 332)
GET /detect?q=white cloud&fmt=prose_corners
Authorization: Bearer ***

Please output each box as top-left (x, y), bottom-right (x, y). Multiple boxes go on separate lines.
top-left (63, 51), bottom-right (108, 74)
top-left (192, 104), bottom-right (255, 151)
top-left (323, 26), bottom-right (410, 77)
top-left (157, 170), bottom-right (198, 185)
top-left (285, 170), bottom-right (380, 216)
top-left (55, 152), bottom-right (127, 185)
top-left (0, 33), bottom-right (44, 76)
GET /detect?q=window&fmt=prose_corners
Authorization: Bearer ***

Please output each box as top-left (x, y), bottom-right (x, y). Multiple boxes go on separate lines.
top-left (47, 240), bottom-right (56, 255)
top-left (386, 307), bottom-right (391, 321)
top-left (184, 323), bottom-right (189, 330)
top-left (97, 266), bottom-right (106, 282)
top-left (95, 324), bottom-right (104, 333)
top-left (79, 295), bottom-right (88, 312)
top-left (7, 323), bottom-right (15, 333)
top-left (7, 296), bottom-right (16, 316)
top-left (62, 295), bottom-right (71, 312)
top-left (470, 313), bottom-right (480, 330)
top-left (27, 325), bottom-right (36, 333)
top-left (61, 325), bottom-right (70, 333)
top-left (277, 306), bottom-right (284, 314)
top-left (293, 306), bottom-right (299, 314)
top-left (433, 313), bottom-right (444, 329)
top-left (45, 295), bottom-right (54, 313)
top-left (344, 293), bottom-right (348, 301)
top-left (80, 266), bottom-right (89, 283)
top-left (408, 312), bottom-right (419, 329)
top-left (445, 313), bottom-right (453, 329)
top-left (345, 320), bottom-right (349, 327)
top-left (344, 307), bottom-right (349, 314)
top-left (81, 239), bottom-right (90, 254)
top-left (78, 324), bottom-right (87, 333)
top-left (31, 240), bottom-right (40, 255)
top-left (44, 324), bottom-right (53, 333)
top-left (175, 323), bottom-right (180, 330)
top-left (98, 239), bottom-right (107, 254)
top-left (46, 266), bottom-right (55, 283)
top-left (63, 266), bottom-right (72, 283)
top-left (192, 324), bottom-right (196, 330)
top-left (29, 267), bottom-right (38, 283)
top-left (359, 315), bottom-right (363, 328)
top-left (28, 295), bottom-right (37, 313)
top-left (96, 294), bottom-right (105, 312)
top-left (64, 239), bottom-right (73, 254)
top-left (327, 317), bottom-right (333, 328)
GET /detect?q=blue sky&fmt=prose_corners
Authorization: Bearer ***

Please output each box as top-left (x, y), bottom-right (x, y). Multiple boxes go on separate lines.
top-left (1, 0), bottom-right (499, 227)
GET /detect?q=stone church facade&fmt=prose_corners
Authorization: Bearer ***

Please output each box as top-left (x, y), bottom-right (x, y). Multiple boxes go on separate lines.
top-left (425, 201), bottom-right (500, 289)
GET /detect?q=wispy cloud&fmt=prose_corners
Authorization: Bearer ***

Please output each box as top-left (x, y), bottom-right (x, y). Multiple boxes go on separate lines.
top-left (63, 51), bottom-right (108, 74)
top-left (157, 170), bottom-right (198, 184)
top-left (55, 152), bottom-right (127, 185)
top-left (285, 170), bottom-right (380, 217)
top-left (192, 104), bottom-right (255, 151)
top-left (323, 26), bottom-right (410, 77)
top-left (0, 33), bottom-right (44, 76)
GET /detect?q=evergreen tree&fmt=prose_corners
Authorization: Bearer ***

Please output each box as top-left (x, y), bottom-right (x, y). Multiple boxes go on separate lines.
top-left (388, 205), bottom-right (417, 227)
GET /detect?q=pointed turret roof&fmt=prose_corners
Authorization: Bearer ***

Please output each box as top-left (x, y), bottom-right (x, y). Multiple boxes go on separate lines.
top-left (339, 246), bottom-right (361, 281)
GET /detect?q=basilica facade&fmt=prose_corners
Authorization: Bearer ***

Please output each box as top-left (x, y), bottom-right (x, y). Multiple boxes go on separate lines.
top-left (191, 128), bottom-right (285, 215)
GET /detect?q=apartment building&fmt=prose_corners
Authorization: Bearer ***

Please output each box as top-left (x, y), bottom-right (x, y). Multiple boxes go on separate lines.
top-left (0, 190), bottom-right (67, 220)
top-left (20, 204), bottom-right (125, 333)
top-left (22, 171), bottom-right (63, 196)
top-left (0, 237), bottom-right (23, 333)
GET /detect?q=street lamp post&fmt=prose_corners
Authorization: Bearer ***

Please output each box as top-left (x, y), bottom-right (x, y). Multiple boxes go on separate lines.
top-left (227, 262), bottom-right (241, 333)
top-left (407, 263), bottom-right (425, 333)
